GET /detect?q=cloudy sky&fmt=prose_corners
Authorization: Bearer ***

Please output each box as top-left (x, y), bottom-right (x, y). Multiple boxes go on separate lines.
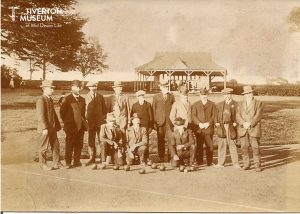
top-left (3, 0), bottom-right (300, 83)
top-left (77, 0), bottom-right (300, 83)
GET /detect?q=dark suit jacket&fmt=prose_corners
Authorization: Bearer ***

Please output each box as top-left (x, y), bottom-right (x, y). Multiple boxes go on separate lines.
top-left (236, 99), bottom-right (263, 138)
top-left (36, 95), bottom-right (61, 133)
top-left (169, 129), bottom-right (195, 156)
top-left (106, 94), bottom-right (130, 130)
top-left (60, 94), bottom-right (88, 133)
top-left (85, 92), bottom-right (107, 129)
top-left (215, 100), bottom-right (237, 139)
top-left (152, 92), bottom-right (175, 128)
top-left (191, 100), bottom-right (216, 135)
top-left (130, 101), bottom-right (153, 129)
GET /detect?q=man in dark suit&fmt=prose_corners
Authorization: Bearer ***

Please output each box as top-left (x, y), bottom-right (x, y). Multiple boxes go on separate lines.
top-left (152, 79), bottom-right (175, 162)
top-left (191, 88), bottom-right (216, 166)
top-left (236, 85), bottom-right (263, 172)
top-left (130, 90), bottom-right (153, 163)
top-left (60, 80), bottom-right (88, 169)
top-left (169, 117), bottom-right (195, 168)
top-left (215, 88), bottom-right (240, 169)
top-left (36, 80), bottom-right (62, 170)
top-left (85, 81), bottom-right (107, 166)
top-left (99, 113), bottom-right (125, 167)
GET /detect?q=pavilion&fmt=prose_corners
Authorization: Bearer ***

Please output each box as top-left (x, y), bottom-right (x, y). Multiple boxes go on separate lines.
top-left (134, 52), bottom-right (227, 92)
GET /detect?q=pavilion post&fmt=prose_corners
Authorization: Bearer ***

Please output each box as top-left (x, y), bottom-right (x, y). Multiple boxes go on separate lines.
top-left (223, 70), bottom-right (227, 89)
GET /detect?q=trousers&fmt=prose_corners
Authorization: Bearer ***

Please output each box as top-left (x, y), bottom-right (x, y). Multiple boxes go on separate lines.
top-left (64, 127), bottom-right (84, 165)
top-left (240, 133), bottom-right (261, 168)
top-left (38, 130), bottom-right (60, 166)
top-left (195, 133), bottom-right (214, 165)
top-left (87, 126), bottom-right (100, 162)
top-left (169, 144), bottom-right (196, 167)
top-left (217, 124), bottom-right (239, 166)
top-left (126, 145), bottom-right (147, 165)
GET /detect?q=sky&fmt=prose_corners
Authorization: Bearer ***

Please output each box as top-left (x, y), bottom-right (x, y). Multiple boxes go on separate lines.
top-left (2, 0), bottom-right (300, 83)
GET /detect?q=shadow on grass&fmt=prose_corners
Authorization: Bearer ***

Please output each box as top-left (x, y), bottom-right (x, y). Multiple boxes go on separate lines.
top-left (1, 102), bottom-right (35, 110)
top-left (263, 100), bottom-right (300, 115)
top-left (259, 145), bottom-right (300, 170)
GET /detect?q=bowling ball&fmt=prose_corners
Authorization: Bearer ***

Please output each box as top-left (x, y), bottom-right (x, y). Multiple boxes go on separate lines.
top-left (139, 168), bottom-right (146, 174)
top-left (91, 164), bottom-right (97, 170)
top-left (159, 165), bottom-right (166, 171)
top-left (184, 168), bottom-right (190, 173)
top-left (99, 165), bottom-right (106, 170)
top-left (151, 163), bottom-right (157, 169)
top-left (179, 166), bottom-right (185, 172)
top-left (113, 165), bottom-right (119, 170)
top-left (124, 165), bottom-right (130, 171)
top-left (147, 160), bottom-right (153, 166)
top-left (189, 166), bottom-right (195, 171)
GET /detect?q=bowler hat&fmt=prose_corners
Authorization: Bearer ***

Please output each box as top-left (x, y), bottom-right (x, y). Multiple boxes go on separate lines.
top-left (86, 81), bottom-right (98, 87)
top-left (40, 80), bottom-right (55, 88)
top-left (135, 90), bottom-right (146, 97)
top-left (199, 88), bottom-right (208, 95)
top-left (159, 79), bottom-right (169, 87)
top-left (71, 80), bottom-right (81, 87)
top-left (106, 113), bottom-right (116, 122)
top-left (241, 85), bottom-right (254, 95)
top-left (112, 81), bottom-right (123, 88)
top-left (131, 113), bottom-right (141, 123)
top-left (221, 88), bottom-right (233, 94)
top-left (174, 117), bottom-right (185, 126)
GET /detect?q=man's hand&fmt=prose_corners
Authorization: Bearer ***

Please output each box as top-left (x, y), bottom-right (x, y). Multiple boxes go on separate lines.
top-left (199, 123), bottom-right (204, 129)
top-left (176, 145), bottom-right (184, 151)
top-left (215, 123), bottom-right (220, 127)
top-left (233, 122), bottom-right (237, 127)
top-left (173, 155), bottom-right (180, 161)
top-left (204, 122), bottom-right (210, 129)
top-left (42, 129), bottom-right (48, 135)
top-left (113, 142), bottom-right (118, 149)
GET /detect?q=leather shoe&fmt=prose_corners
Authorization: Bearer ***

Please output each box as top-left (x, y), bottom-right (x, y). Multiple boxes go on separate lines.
top-left (40, 164), bottom-right (53, 171)
top-left (65, 164), bottom-right (72, 169)
top-left (53, 162), bottom-right (64, 169)
top-left (242, 165), bottom-right (250, 170)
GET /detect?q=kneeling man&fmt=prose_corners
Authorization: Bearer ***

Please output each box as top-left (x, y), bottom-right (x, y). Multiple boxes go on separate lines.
top-left (126, 113), bottom-right (148, 168)
top-left (169, 117), bottom-right (196, 167)
top-left (100, 113), bottom-right (125, 167)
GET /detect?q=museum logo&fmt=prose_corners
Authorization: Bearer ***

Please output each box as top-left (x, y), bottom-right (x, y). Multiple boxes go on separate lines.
top-left (9, 6), bottom-right (63, 22)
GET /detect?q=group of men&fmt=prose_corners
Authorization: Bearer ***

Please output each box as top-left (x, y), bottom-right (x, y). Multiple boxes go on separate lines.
top-left (36, 78), bottom-right (263, 172)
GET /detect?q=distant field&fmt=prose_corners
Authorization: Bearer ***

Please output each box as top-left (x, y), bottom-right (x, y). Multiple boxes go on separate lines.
top-left (1, 88), bottom-right (300, 165)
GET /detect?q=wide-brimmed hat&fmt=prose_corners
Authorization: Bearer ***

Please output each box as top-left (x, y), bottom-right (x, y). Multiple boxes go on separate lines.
top-left (131, 113), bottom-right (140, 123)
top-left (159, 79), bottom-right (169, 87)
top-left (86, 81), bottom-right (98, 87)
top-left (40, 80), bottom-right (55, 88)
top-left (242, 85), bottom-right (254, 95)
top-left (174, 117), bottom-right (185, 126)
top-left (106, 112), bottom-right (116, 122)
top-left (135, 90), bottom-right (146, 97)
top-left (112, 81), bottom-right (123, 88)
top-left (71, 80), bottom-right (81, 87)
top-left (221, 88), bottom-right (233, 94)
top-left (199, 88), bottom-right (208, 95)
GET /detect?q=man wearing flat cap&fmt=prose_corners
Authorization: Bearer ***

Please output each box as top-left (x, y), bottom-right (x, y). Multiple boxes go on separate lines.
top-left (215, 88), bottom-right (240, 169)
top-left (106, 81), bottom-right (130, 143)
top-left (60, 80), bottom-right (88, 169)
top-left (168, 117), bottom-right (195, 168)
top-left (36, 80), bottom-right (63, 170)
top-left (170, 81), bottom-right (192, 129)
top-left (85, 81), bottom-right (107, 166)
top-left (236, 85), bottom-right (263, 172)
top-left (130, 90), bottom-right (153, 162)
top-left (99, 112), bottom-right (125, 167)
top-left (191, 88), bottom-right (216, 166)
top-left (126, 113), bottom-right (148, 168)
top-left (152, 78), bottom-right (175, 162)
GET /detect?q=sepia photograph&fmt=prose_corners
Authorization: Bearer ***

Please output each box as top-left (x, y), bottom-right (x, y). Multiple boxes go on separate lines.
top-left (1, 0), bottom-right (300, 212)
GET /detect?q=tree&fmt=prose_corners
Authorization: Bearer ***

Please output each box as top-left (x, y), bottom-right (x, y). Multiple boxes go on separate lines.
top-left (1, 0), bottom-right (87, 79)
top-left (287, 7), bottom-right (300, 32)
top-left (76, 37), bottom-right (109, 77)
top-left (1, 65), bottom-right (22, 88)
